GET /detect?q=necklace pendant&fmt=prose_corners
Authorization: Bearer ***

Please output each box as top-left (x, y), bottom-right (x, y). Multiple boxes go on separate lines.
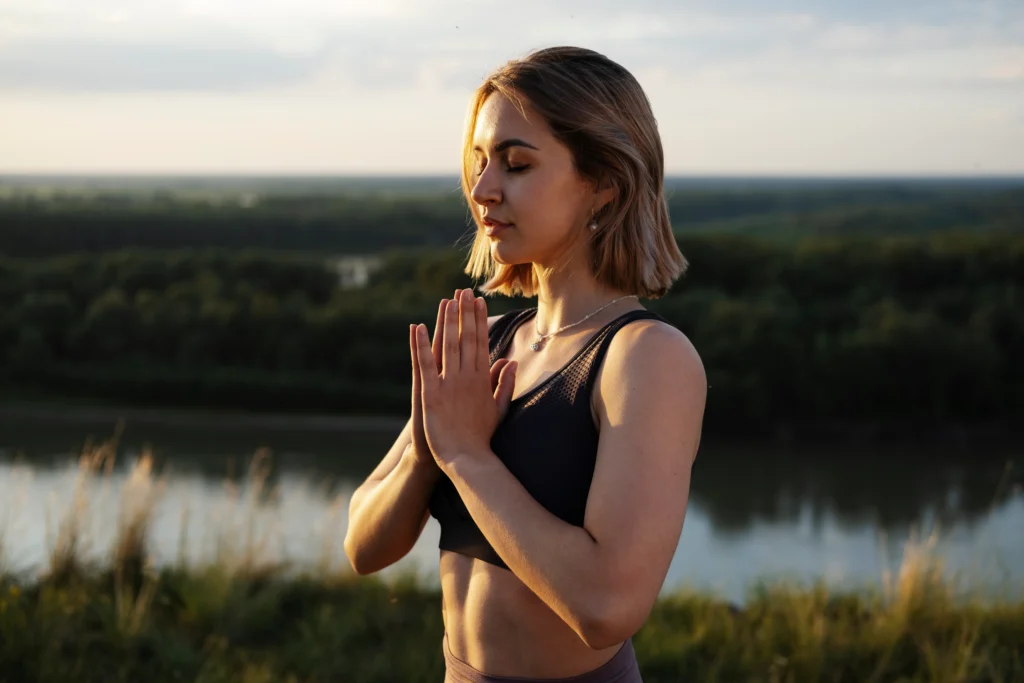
top-left (530, 339), bottom-right (544, 352)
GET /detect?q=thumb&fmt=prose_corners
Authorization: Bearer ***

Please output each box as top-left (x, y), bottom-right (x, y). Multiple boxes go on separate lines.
top-left (411, 325), bottom-right (422, 410)
top-left (410, 325), bottom-right (425, 441)
top-left (489, 358), bottom-right (510, 394)
top-left (494, 360), bottom-right (518, 420)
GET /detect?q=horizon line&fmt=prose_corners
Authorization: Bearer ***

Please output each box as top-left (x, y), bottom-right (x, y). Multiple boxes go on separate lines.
top-left (2, 171), bottom-right (1023, 181)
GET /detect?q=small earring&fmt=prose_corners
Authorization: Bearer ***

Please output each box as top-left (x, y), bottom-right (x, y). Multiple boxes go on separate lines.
top-left (588, 219), bottom-right (598, 231)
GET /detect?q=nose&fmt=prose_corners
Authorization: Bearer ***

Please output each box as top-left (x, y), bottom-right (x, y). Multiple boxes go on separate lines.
top-left (470, 163), bottom-right (501, 208)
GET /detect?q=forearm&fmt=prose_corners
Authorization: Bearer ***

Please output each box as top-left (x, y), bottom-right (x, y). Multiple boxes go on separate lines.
top-left (445, 452), bottom-right (613, 645)
top-left (344, 446), bottom-right (442, 574)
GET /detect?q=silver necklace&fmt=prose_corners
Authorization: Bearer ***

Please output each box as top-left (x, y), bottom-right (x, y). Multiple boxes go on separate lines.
top-left (530, 294), bottom-right (638, 352)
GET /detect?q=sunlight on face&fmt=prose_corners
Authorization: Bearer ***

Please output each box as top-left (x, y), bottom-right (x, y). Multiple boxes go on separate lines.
top-left (470, 93), bottom-right (597, 269)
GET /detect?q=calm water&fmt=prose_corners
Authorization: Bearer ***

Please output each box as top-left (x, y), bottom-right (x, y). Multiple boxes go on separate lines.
top-left (1, 411), bottom-right (1021, 603)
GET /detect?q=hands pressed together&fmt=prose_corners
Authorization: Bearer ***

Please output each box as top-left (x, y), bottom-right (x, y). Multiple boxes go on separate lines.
top-left (409, 289), bottom-right (519, 474)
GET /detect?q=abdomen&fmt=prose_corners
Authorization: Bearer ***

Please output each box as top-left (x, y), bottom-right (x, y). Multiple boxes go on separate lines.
top-left (439, 551), bottom-right (624, 678)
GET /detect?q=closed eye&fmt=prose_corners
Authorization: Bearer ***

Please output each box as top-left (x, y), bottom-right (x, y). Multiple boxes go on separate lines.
top-left (475, 164), bottom-right (530, 177)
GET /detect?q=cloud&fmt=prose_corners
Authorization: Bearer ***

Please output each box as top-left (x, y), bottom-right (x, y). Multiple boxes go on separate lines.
top-left (0, 0), bottom-right (1020, 97)
top-left (0, 39), bottom-right (319, 91)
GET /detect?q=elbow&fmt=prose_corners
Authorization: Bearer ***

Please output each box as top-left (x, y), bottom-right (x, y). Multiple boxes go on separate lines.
top-left (343, 532), bottom-right (380, 576)
top-left (579, 618), bottom-right (642, 652)
top-left (343, 498), bottom-right (385, 576)
top-left (573, 562), bottom-right (652, 650)
top-left (344, 528), bottom-right (412, 576)
top-left (344, 547), bottom-right (379, 576)
top-left (343, 540), bottom-right (367, 576)
top-left (576, 592), bottom-right (648, 651)
top-left (344, 552), bottom-right (372, 577)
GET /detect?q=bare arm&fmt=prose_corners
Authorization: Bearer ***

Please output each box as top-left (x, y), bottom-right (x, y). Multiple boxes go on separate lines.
top-left (343, 306), bottom-right (504, 575)
top-left (344, 299), bottom-right (448, 576)
top-left (343, 417), bottom-right (441, 575)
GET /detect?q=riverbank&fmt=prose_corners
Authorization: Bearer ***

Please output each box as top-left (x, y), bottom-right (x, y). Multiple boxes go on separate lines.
top-left (2, 398), bottom-right (1021, 447)
top-left (0, 399), bottom-right (407, 434)
top-left (1, 435), bottom-right (1022, 682)
top-left (1, 547), bottom-right (1021, 682)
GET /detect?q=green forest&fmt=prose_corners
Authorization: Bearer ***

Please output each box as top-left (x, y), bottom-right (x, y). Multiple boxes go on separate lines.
top-left (1, 179), bottom-right (1021, 255)
top-left (1, 179), bottom-right (1022, 436)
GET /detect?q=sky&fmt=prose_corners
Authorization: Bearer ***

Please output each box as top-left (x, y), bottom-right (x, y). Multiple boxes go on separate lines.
top-left (0, 0), bottom-right (1022, 175)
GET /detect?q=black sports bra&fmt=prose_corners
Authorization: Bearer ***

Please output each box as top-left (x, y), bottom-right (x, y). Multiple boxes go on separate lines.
top-left (427, 306), bottom-right (670, 569)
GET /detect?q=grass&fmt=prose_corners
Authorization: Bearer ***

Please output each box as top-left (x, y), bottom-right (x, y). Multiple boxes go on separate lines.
top-left (0, 435), bottom-right (1021, 682)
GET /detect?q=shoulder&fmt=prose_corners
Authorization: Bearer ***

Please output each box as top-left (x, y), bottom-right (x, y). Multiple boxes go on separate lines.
top-left (609, 316), bottom-right (704, 377)
top-left (596, 316), bottom-right (707, 414)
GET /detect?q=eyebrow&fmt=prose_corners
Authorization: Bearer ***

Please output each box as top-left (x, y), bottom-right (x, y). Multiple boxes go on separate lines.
top-left (472, 138), bottom-right (539, 153)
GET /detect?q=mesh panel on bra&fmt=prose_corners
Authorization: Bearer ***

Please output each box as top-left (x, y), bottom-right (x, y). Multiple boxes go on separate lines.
top-left (492, 307), bottom-right (642, 416)
top-left (511, 339), bottom-right (603, 413)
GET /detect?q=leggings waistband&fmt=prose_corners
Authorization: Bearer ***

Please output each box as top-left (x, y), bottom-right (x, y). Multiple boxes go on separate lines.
top-left (442, 633), bottom-right (643, 683)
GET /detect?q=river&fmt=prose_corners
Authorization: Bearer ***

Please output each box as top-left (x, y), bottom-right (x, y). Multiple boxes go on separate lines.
top-left (1, 408), bottom-right (1021, 604)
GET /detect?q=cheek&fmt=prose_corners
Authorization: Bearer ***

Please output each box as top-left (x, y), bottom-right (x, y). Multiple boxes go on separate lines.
top-left (511, 172), bottom-right (580, 240)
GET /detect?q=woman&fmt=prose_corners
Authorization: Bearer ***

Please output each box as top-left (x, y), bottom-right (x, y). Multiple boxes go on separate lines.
top-left (344, 46), bottom-right (706, 682)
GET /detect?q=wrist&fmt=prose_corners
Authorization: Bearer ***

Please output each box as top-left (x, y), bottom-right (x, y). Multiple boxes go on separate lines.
top-left (403, 444), bottom-right (442, 483)
top-left (442, 448), bottom-right (495, 482)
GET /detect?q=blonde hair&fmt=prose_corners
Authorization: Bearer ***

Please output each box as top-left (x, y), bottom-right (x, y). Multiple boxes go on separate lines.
top-left (462, 46), bottom-right (687, 299)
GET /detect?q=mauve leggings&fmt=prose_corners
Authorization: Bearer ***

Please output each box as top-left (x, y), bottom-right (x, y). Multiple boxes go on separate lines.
top-left (442, 634), bottom-right (644, 683)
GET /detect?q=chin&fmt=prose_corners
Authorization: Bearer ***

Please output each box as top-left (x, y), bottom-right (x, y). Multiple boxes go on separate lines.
top-left (489, 241), bottom-right (522, 266)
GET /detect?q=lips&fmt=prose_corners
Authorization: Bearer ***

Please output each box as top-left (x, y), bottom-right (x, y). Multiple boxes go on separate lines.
top-left (482, 218), bottom-right (513, 236)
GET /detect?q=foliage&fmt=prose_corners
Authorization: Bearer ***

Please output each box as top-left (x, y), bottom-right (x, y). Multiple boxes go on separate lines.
top-left (0, 182), bottom-right (1020, 257)
top-left (1, 232), bottom-right (1022, 432)
top-left (0, 555), bottom-right (1020, 682)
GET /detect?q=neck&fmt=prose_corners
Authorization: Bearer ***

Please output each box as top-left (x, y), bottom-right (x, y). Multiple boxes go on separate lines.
top-left (531, 263), bottom-right (634, 335)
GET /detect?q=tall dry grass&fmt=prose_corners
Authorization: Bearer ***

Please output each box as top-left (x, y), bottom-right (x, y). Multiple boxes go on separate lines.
top-left (11, 431), bottom-right (353, 584)
top-left (0, 432), bottom-right (1020, 682)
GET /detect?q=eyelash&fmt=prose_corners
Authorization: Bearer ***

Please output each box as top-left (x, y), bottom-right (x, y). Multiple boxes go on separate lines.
top-left (475, 164), bottom-right (529, 177)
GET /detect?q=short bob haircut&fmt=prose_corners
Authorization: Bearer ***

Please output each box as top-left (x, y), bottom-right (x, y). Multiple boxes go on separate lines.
top-left (461, 46), bottom-right (687, 299)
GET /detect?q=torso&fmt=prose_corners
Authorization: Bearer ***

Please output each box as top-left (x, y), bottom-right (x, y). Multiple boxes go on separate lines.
top-left (437, 302), bottom-right (661, 678)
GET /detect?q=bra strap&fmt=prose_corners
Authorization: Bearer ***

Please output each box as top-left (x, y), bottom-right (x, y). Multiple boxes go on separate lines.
top-left (582, 310), bottom-right (670, 394)
top-left (488, 308), bottom-right (536, 362)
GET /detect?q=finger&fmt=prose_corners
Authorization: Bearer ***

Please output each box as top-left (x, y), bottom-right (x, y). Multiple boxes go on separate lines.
top-left (475, 296), bottom-right (488, 371)
top-left (460, 290), bottom-right (477, 372)
top-left (410, 325), bottom-right (422, 418)
top-left (490, 358), bottom-right (510, 394)
top-left (432, 299), bottom-right (447, 372)
top-left (443, 298), bottom-right (460, 375)
top-left (411, 324), bottom-right (420, 394)
top-left (495, 360), bottom-right (518, 420)
top-left (416, 324), bottom-right (440, 401)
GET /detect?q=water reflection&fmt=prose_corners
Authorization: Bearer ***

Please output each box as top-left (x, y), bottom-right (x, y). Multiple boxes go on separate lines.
top-left (0, 413), bottom-right (1021, 602)
top-left (691, 444), bottom-right (1021, 535)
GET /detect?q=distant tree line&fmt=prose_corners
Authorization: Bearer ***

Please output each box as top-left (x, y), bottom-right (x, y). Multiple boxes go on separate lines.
top-left (2, 233), bottom-right (1021, 434)
top-left (0, 184), bottom-right (1020, 257)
